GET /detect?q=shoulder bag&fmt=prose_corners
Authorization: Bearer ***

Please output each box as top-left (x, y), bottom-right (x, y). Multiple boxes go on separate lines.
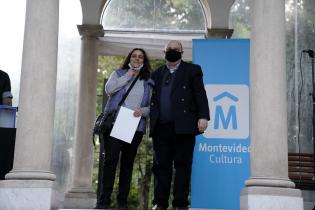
top-left (93, 73), bottom-right (140, 144)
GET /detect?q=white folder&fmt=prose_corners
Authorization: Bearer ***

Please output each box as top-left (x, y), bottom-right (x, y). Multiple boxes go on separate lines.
top-left (110, 106), bottom-right (141, 143)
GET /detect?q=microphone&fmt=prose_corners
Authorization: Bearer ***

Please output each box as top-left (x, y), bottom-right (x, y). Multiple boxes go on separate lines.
top-left (302, 49), bottom-right (314, 58)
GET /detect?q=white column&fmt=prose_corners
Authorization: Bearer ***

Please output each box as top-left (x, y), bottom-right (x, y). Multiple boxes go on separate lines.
top-left (64, 24), bottom-right (104, 209)
top-left (240, 1), bottom-right (303, 210)
top-left (0, 0), bottom-right (59, 209)
top-left (199, 0), bottom-right (235, 38)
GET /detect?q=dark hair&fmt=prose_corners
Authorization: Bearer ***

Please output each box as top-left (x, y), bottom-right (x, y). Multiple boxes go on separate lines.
top-left (121, 48), bottom-right (151, 80)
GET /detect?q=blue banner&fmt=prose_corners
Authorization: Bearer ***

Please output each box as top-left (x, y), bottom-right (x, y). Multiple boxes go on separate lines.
top-left (191, 39), bottom-right (250, 210)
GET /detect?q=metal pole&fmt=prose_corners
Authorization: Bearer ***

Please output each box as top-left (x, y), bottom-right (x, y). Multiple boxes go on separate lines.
top-left (311, 57), bottom-right (315, 210)
top-left (311, 57), bottom-right (315, 181)
top-left (303, 50), bottom-right (315, 181)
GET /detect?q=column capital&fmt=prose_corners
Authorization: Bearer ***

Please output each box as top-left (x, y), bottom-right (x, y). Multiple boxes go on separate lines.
top-left (77, 24), bottom-right (104, 38)
top-left (206, 28), bottom-right (234, 38)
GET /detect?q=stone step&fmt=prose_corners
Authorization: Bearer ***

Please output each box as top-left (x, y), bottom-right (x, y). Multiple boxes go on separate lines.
top-left (60, 209), bottom-right (201, 210)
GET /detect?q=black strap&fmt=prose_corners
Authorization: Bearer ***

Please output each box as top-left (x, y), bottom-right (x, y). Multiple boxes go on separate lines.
top-left (118, 73), bottom-right (140, 106)
top-left (92, 72), bottom-right (140, 146)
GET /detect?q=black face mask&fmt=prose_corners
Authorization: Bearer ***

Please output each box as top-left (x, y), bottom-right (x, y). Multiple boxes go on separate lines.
top-left (165, 49), bottom-right (182, 62)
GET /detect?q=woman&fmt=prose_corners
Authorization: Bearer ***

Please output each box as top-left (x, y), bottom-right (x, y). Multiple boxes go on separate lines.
top-left (95, 48), bottom-right (153, 210)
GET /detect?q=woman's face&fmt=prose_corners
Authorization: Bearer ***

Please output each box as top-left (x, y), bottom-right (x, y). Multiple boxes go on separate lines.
top-left (130, 50), bottom-right (144, 68)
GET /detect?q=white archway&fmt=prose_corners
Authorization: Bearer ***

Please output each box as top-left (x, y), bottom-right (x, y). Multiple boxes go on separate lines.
top-left (79, 0), bottom-right (236, 59)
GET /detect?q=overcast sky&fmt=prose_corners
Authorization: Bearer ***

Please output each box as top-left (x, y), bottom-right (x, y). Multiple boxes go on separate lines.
top-left (0, 1), bottom-right (26, 105)
top-left (0, 0), bottom-right (81, 106)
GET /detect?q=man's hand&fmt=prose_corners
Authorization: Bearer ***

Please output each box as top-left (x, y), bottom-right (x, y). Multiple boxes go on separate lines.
top-left (198, 118), bottom-right (208, 133)
top-left (2, 98), bottom-right (12, 106)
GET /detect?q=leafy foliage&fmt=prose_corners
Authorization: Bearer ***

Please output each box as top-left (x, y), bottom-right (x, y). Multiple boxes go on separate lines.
top-left (229, 0), bottom-right (251, 38)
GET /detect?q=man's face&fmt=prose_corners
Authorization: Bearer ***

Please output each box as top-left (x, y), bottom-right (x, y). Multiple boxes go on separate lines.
top-left (165, 41), bottom-right (182, 53)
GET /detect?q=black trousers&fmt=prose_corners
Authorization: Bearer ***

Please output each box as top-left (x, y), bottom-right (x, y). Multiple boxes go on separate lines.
top-left (98, 131), bottom-right (143, 207)
top-left (152, 123), bottom-right (196, 208)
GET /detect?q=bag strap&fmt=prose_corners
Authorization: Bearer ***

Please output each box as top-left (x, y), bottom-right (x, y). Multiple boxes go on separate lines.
top-left (118, 72), bottom-right (140, 106)
top-left (93, 73), bottom-right (140, 146)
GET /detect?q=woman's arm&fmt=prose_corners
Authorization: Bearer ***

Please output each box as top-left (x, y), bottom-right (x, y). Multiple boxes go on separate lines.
top-left (105, 70), bottom-right (132, 96)
top-left (134, 83), bottom-right (153, 117)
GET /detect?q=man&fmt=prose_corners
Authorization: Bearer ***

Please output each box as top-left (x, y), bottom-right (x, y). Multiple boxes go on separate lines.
top-left (0, 70), bottom-right (13, 106)
top-left (150, 40), bottom-right (210, 210)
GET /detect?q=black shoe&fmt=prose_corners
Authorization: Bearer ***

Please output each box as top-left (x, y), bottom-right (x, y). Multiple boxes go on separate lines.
top-left (118, 205), bottom-right (130, 210)
top-left (152, 204), bottom-right (166, 210)
top-left (173, 207), bottom-right (188, 210)
top-left (94, 204), bottom-right (110, 210)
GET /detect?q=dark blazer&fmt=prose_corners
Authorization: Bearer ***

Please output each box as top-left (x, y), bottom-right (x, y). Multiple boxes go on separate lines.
top-left (150, 61), bottom-right (210, 136)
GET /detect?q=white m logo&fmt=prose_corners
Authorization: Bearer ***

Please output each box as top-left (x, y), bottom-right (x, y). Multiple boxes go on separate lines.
top-left (203, 85), bottom-right (249, 139)
top-left (213, 91), bottom-right (239, 130)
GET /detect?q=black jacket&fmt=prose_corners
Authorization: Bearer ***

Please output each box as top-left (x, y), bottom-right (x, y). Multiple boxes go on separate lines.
top-left (150, 61), bottom-right (210, 136)
top-left (0, 70), bottom-right (12, 105)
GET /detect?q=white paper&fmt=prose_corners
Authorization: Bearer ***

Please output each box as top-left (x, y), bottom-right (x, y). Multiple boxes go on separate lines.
top-left (110, 106), bottom-right (141, 143)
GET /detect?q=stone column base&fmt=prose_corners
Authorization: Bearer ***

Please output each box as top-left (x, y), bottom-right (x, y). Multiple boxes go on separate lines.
top-left (241, 186), bottom-right (303, 210)
top-left (190, 208), bottom-right (217, 210)
top-left (0, 180), bottom-right (57, 210)
top-left (302, 190), bottom-right (315, 210)
top-left (64, 189), bottom-right (96, 209)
